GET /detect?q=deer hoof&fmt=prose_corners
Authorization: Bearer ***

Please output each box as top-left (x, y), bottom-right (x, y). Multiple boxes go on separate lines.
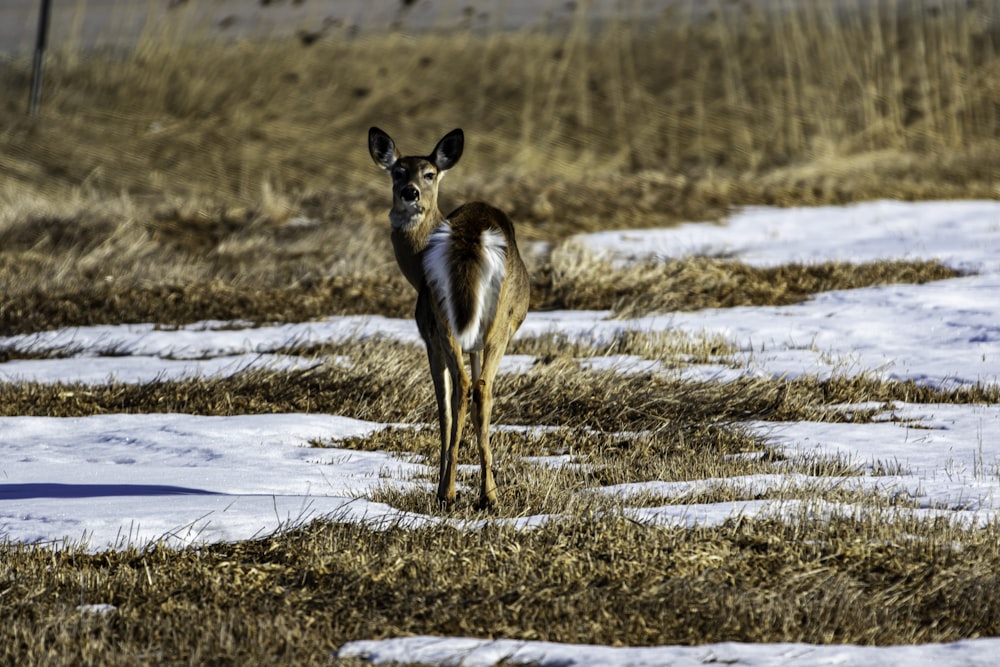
top-left (476, 495), bottom-right (498, 511)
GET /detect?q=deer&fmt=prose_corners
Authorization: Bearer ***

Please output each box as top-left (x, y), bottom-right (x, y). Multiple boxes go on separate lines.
top-left (369, 127), bottom-right (530, 508)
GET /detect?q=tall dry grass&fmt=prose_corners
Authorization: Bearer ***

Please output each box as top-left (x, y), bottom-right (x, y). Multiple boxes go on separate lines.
top-left (1, 0), bottom-right (995, 333)
top-left (2, 0), bottom-right (999, 211)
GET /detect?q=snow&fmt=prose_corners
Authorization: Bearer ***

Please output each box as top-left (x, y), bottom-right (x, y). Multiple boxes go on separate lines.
top-left (0, 413), bottom-right (426, 547)
top-left (580, 199), bottom-right (1000, 273)
top-left (0, 352), bottom-right (318, 385)
top-left (336, 636), bottom-right (1000, 667)
top-left (754, 403), bottom-right (1000, 514)
top-left (660, 273), bottom-right (1000, 388)
top-left (2, 199), bottom-right (1000, 665)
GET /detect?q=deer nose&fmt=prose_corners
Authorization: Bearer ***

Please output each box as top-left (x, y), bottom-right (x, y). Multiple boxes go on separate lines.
top-left (401, 185), bottom-right (420, 203)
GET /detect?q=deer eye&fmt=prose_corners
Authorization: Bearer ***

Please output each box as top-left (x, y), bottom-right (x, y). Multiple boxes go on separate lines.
top-left (392, 168), bottom-right (406, 181)
top-left (423, 172), bottom-right (435, 182)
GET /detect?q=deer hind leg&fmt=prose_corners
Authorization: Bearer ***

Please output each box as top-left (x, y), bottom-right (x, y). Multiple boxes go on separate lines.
top-left (438, 334), bottom-right (470, 504)
top-left (471, 338), bottom-right (507, 508)
top-left (470, 351), bottom-right (481, 401)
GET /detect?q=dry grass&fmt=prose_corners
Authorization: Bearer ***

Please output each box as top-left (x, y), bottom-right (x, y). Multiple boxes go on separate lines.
top-left (0, 245), bottom-right (962, 335)
top-left (0, 275), bottom-right (415, 337)
top-left (1, 330), bottom-right (996, 423)
top-left (353, 425), bottom-right (909, 519)
top-left (4, 0), bottom-right (1000, 211)
top-left (4, 515), bottom-right (1000, 666)
top-left (0, 179), bottom-right (963, 336)
top-left (268, 328), bottom-right (738, 366)
top-left (2, 0), bottom-right (999, 332)
top-left (508, 328), bottom-right (738, 363)
top-left (541, 241), bottom-right (963, 315)
top-left (0, 0), bottom-right (986, 335)
top-left (2, 1), bottom-right (1000, 663)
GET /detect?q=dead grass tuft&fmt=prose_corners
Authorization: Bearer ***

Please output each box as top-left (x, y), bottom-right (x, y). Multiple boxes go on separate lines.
top-left (509, 328), bottom-right (737, 364)
top-left (0, 276), bottom-right (414, 337)
top-left (538, 242), bottom-right (963, 315)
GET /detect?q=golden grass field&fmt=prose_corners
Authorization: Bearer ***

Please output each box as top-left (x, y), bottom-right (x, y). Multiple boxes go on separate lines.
top-left (3, 0), bottom-right (995, 330)
top-left (2, 0), bottom-right (1000, 664)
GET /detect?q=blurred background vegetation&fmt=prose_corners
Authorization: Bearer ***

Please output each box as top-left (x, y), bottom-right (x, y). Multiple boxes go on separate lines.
top-left (2, 0), bottom-right (998, 216)
top-left (1, 0), bottom-right (997, 331)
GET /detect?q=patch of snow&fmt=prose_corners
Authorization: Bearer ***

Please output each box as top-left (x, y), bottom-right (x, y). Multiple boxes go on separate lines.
top-left (336, 635), bottom-right (1000, 667)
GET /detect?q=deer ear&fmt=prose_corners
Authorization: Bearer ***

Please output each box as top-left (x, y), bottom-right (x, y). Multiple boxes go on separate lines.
top-left (369, 127), bottom-right (399, 171)
top-left (432, 128), bottom-right (464, 172)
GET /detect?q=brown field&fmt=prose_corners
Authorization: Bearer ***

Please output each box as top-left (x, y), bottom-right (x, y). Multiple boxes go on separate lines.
top-left (2, 0), bottom-right (999, 331)
top-left (2, 1), bottom-right (1000, 665)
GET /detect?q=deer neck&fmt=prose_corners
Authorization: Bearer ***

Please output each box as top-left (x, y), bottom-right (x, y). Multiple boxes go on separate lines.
top-left (389, 205), bottom-right (445, 292)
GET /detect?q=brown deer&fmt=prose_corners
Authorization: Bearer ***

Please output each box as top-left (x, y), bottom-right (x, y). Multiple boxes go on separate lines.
top-left (369, 127), bottom-right (530, 507)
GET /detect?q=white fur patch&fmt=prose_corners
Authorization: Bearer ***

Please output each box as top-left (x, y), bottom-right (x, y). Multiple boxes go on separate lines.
top-left (424, 224), bottom-right (507, 353)
top-left (441, 370), bottom-right (452, 431)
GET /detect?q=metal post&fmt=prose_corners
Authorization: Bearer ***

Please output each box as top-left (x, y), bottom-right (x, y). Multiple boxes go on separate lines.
top-left (29, 0), bottom-right (53, 116)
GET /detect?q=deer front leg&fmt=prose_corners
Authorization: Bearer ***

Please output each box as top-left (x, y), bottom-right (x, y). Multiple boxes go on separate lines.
top-left (426, 340), bottom-right (452, 492)
top-left (417, 292), bottom-right (454, 502)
